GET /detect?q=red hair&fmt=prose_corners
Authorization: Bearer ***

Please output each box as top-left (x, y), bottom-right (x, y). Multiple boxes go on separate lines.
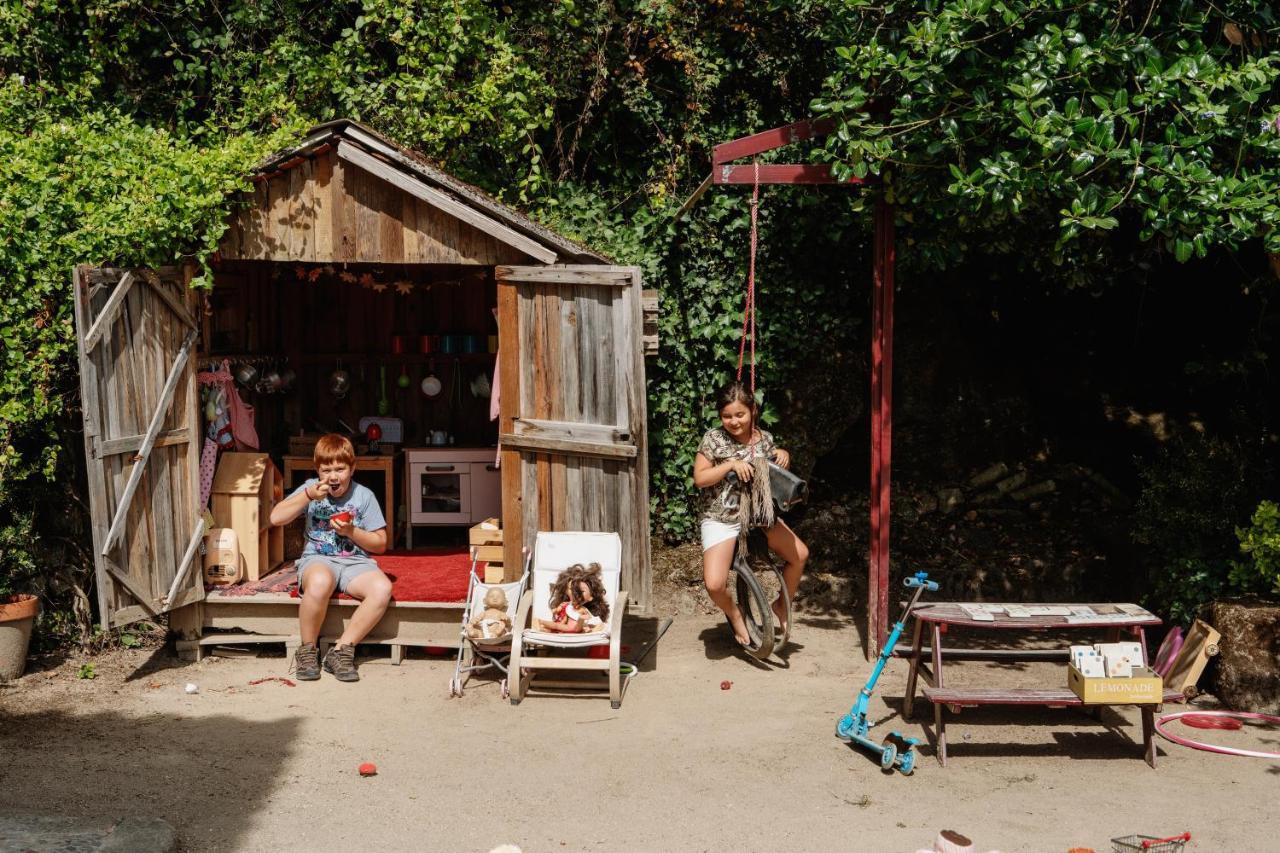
top-left (313, 433), bottom-right (355, 468)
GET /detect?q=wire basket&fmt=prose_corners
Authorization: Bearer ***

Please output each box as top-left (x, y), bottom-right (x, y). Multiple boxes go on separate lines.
top-left (1111, 832), bottom-right (1190, 853)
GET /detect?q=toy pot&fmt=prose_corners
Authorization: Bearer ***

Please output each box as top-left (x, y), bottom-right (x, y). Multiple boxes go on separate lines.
top-left (390, 336), bottom-right (406, 355)
top-left (234, 362), bottom-right (259, 389)
top-left (0, 594), bottom-right (39, 682)
top-left (329, 369), bottom-right (351, 398)
top-left (463, 335), bottom-right (480, 354)
top-left (419, 335), bottom-right (435, 354)
top-left (431, 430), bottom-right (448, 446)
top-left (440, 335), bottom-right (458, 354)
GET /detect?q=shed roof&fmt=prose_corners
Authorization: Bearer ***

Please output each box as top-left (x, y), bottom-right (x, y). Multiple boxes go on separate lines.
top-left (251, 120), bottom-right (608, 265)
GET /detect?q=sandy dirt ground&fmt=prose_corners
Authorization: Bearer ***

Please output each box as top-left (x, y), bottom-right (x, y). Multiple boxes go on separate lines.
top-left (2, 607), bottom-right (1278, 853)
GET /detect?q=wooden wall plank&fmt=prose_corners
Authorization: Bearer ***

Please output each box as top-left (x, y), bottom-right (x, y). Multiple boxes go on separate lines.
top-left (268, 174), bottom-right (291, 260)
top-left (498, 279), bottom-right (524, 574)
top-left (73, 268), bottom-right (114, 629)
top-left (333, 157), bottom-right (355, 262)
top-left (313, 152), bottom-right (334, 259)
top-left (142, 280), bottom-right (175, 600)
top-left (297, 159), bottom-right (316, 261)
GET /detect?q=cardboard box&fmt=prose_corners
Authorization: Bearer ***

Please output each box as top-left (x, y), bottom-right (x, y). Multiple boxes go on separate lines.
top-left (483, 566), bottom-right (506, 584)
top-left (1068, 663), bottom-right (1163, 704)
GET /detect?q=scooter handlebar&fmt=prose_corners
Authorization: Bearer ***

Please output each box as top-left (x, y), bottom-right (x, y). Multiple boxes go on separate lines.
top-left (903, 572), bottom-right (939, 592)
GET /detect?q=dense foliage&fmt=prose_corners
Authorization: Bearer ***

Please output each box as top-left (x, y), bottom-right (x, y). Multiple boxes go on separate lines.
top-left (0, 1), bottom-right (1276, 641)
top-left (815, 0), bottom-right (1280, 280)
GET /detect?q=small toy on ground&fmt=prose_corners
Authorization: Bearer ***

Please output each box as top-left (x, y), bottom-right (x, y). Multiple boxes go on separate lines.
top-left (835, 570), bottom-right (937, 775)
top-left (1110, 832), bottom-right (1189, 852)
top-left (358, 762), bottom-right (377, 777)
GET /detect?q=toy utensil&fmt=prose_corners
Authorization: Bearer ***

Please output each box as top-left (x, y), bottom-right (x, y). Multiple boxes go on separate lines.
top-left (377, 366), bottom-right (390, 415)
top-left (835, 570), bottom-right (937, 775)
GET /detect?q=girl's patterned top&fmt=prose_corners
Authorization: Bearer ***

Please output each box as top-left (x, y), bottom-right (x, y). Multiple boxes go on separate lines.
top-left (696, 427), bottom-right (776, 524)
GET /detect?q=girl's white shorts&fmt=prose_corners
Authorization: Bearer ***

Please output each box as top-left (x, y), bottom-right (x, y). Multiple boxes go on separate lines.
top-left (700, 518), bottom-right (740, 552)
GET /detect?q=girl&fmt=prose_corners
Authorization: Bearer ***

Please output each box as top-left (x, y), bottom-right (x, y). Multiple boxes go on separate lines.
top-left (693, 381), bottom-right (809, 647)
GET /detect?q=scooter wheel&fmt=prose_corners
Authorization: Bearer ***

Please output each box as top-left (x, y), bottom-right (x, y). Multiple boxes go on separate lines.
top-left (834, 721), bottom-right (853, 743)
top-left (879, 743), bottom-right (898, 770)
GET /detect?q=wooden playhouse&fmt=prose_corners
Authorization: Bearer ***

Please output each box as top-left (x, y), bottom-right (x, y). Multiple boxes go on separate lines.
top-left (72, 120), bottom-right (655, 661)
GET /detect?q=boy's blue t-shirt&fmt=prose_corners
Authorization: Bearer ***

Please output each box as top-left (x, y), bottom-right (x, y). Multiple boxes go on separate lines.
top-left (291, 478), bottom-right (387, 558)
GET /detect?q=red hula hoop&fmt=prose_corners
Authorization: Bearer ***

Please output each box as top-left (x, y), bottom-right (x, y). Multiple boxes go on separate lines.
top-left (1155, 710), bottom-right (1280, 758)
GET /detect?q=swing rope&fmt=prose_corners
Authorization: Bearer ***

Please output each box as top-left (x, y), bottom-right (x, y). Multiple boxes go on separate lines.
top-left (736, 160), bottom-right (761, 395)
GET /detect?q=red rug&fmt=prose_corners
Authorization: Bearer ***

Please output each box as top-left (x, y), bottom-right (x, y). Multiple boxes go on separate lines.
top-left (209, 548), bottom-right (473, 603)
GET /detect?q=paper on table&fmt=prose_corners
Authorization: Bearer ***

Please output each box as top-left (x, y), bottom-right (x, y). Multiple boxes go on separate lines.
top-left (1065, 614), bottom-right (1132, 624)
top-left (1117, 603), bottom-right (1150, 616)
top-left (1005, 605), bottom-right (1032, 618)
top-left (959, 604), bottom-right (996, 621)
top-left (1069, 606), bottom-right (1097, 617)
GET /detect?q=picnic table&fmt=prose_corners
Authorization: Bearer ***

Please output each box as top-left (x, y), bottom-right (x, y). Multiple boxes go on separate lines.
top-left (900, 602), bottom-right (1183, 768)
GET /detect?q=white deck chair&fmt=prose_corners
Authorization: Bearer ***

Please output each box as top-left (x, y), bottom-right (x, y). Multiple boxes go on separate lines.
top-left (508, 531), bottom-right (628, 708)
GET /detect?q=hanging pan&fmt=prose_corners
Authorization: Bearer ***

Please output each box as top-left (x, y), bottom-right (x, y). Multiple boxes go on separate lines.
top-left (420, 359), bottom-right (442, 398)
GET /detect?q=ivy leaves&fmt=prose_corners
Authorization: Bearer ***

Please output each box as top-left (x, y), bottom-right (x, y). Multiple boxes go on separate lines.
top-left (815, 2), bottom-right (1280, 279)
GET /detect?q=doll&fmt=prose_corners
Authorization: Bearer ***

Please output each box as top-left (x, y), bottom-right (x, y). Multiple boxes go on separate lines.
top-left (465, 587), bottom-right (513, 640)
top-left (536, 563), bottom-right (610, 633)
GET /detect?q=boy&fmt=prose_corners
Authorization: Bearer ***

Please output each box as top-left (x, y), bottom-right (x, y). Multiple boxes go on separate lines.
top-left (269, 434), bottom-right (392, 682)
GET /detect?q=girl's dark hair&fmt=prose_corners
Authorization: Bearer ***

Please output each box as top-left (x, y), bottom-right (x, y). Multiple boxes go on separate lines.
top-left (713, 380), bottom-right (757, 414)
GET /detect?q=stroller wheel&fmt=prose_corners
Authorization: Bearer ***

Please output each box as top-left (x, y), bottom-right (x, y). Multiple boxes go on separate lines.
top-left (500, 679), bottom-right (509, 699)
top-left (448, 676), bottom-right (461, 698)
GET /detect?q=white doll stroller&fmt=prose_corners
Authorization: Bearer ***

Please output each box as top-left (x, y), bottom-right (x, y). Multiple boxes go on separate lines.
top-left (448, 549), bottom-right (531, 698)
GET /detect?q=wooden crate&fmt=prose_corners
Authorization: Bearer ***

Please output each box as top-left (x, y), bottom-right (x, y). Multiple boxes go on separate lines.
top-left (469, 518), bottom-right (502, 546)
top-left (470, 519), bottom-right (505, 582)
top-left (211, 452), bottom-right (284, 582)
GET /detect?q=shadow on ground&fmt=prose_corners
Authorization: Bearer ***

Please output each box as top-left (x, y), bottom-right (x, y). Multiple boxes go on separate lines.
top-left (0, 707), bottom-right (301, 850)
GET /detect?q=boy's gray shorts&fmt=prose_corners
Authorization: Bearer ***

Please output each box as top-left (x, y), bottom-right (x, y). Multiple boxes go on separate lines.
top-left (297, 555), bottom-right (380, 594)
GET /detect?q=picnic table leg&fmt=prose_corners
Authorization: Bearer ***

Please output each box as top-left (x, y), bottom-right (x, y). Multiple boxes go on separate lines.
top-left (1142, 705), bottom-right (1156, 768)
top-left (1135, 626), bottom-right (1149, 666)
top-left (903, 618), bottom-right (924, 719)
top-left (935, 701), bottom-right (947, 766)
top-left (932, 623), bottom-right (947, 766)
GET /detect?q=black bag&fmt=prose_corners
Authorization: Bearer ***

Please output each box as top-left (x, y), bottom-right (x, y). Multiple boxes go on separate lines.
top-left (768, 462), bottom-right (807, 512)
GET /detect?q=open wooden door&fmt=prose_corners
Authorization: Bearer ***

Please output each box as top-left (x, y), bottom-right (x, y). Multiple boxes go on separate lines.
top-left (72, 266), bottom-right (206, 629)
top-left (495, 265), bottom-right (652, 613)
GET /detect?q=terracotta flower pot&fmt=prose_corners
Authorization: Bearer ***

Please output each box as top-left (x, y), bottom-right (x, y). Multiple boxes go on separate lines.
top-left (0, 593), bottom-right (39, 682)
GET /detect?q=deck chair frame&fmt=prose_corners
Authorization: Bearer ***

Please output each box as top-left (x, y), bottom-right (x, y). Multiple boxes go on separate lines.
top-left (508, 532), bottom-right (629, 709)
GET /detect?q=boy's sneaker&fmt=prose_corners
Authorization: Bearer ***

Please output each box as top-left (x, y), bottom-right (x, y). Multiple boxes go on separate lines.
top-left (292, 643), bottom-right (320, 681)
top-left (323, 643), bottom-right (359, 682)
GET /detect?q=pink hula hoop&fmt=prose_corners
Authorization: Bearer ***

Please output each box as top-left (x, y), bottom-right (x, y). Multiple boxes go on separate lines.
top-left (1155, 710), bottom-right (1280, 758)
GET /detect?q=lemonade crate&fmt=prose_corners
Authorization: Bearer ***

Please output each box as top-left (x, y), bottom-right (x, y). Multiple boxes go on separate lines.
top-left (469, 518), bottom-right (504, 583)
top-left (1068, 664), bottom-right (1164, 704)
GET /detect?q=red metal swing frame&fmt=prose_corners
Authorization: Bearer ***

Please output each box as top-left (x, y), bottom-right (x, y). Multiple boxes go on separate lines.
top-left (684, 117), bottom-right (896, 659)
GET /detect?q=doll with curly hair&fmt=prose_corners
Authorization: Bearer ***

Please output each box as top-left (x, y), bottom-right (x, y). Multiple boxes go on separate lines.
top-left (536, 562), bottom-right (610, 633)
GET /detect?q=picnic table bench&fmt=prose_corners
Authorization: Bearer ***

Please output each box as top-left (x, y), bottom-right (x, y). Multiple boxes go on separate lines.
top-left (901, 602), bottom-right (1176, 768)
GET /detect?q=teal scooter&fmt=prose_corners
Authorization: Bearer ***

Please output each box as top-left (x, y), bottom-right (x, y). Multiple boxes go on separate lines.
top-left (835, 570), bottom-right (937, 774)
